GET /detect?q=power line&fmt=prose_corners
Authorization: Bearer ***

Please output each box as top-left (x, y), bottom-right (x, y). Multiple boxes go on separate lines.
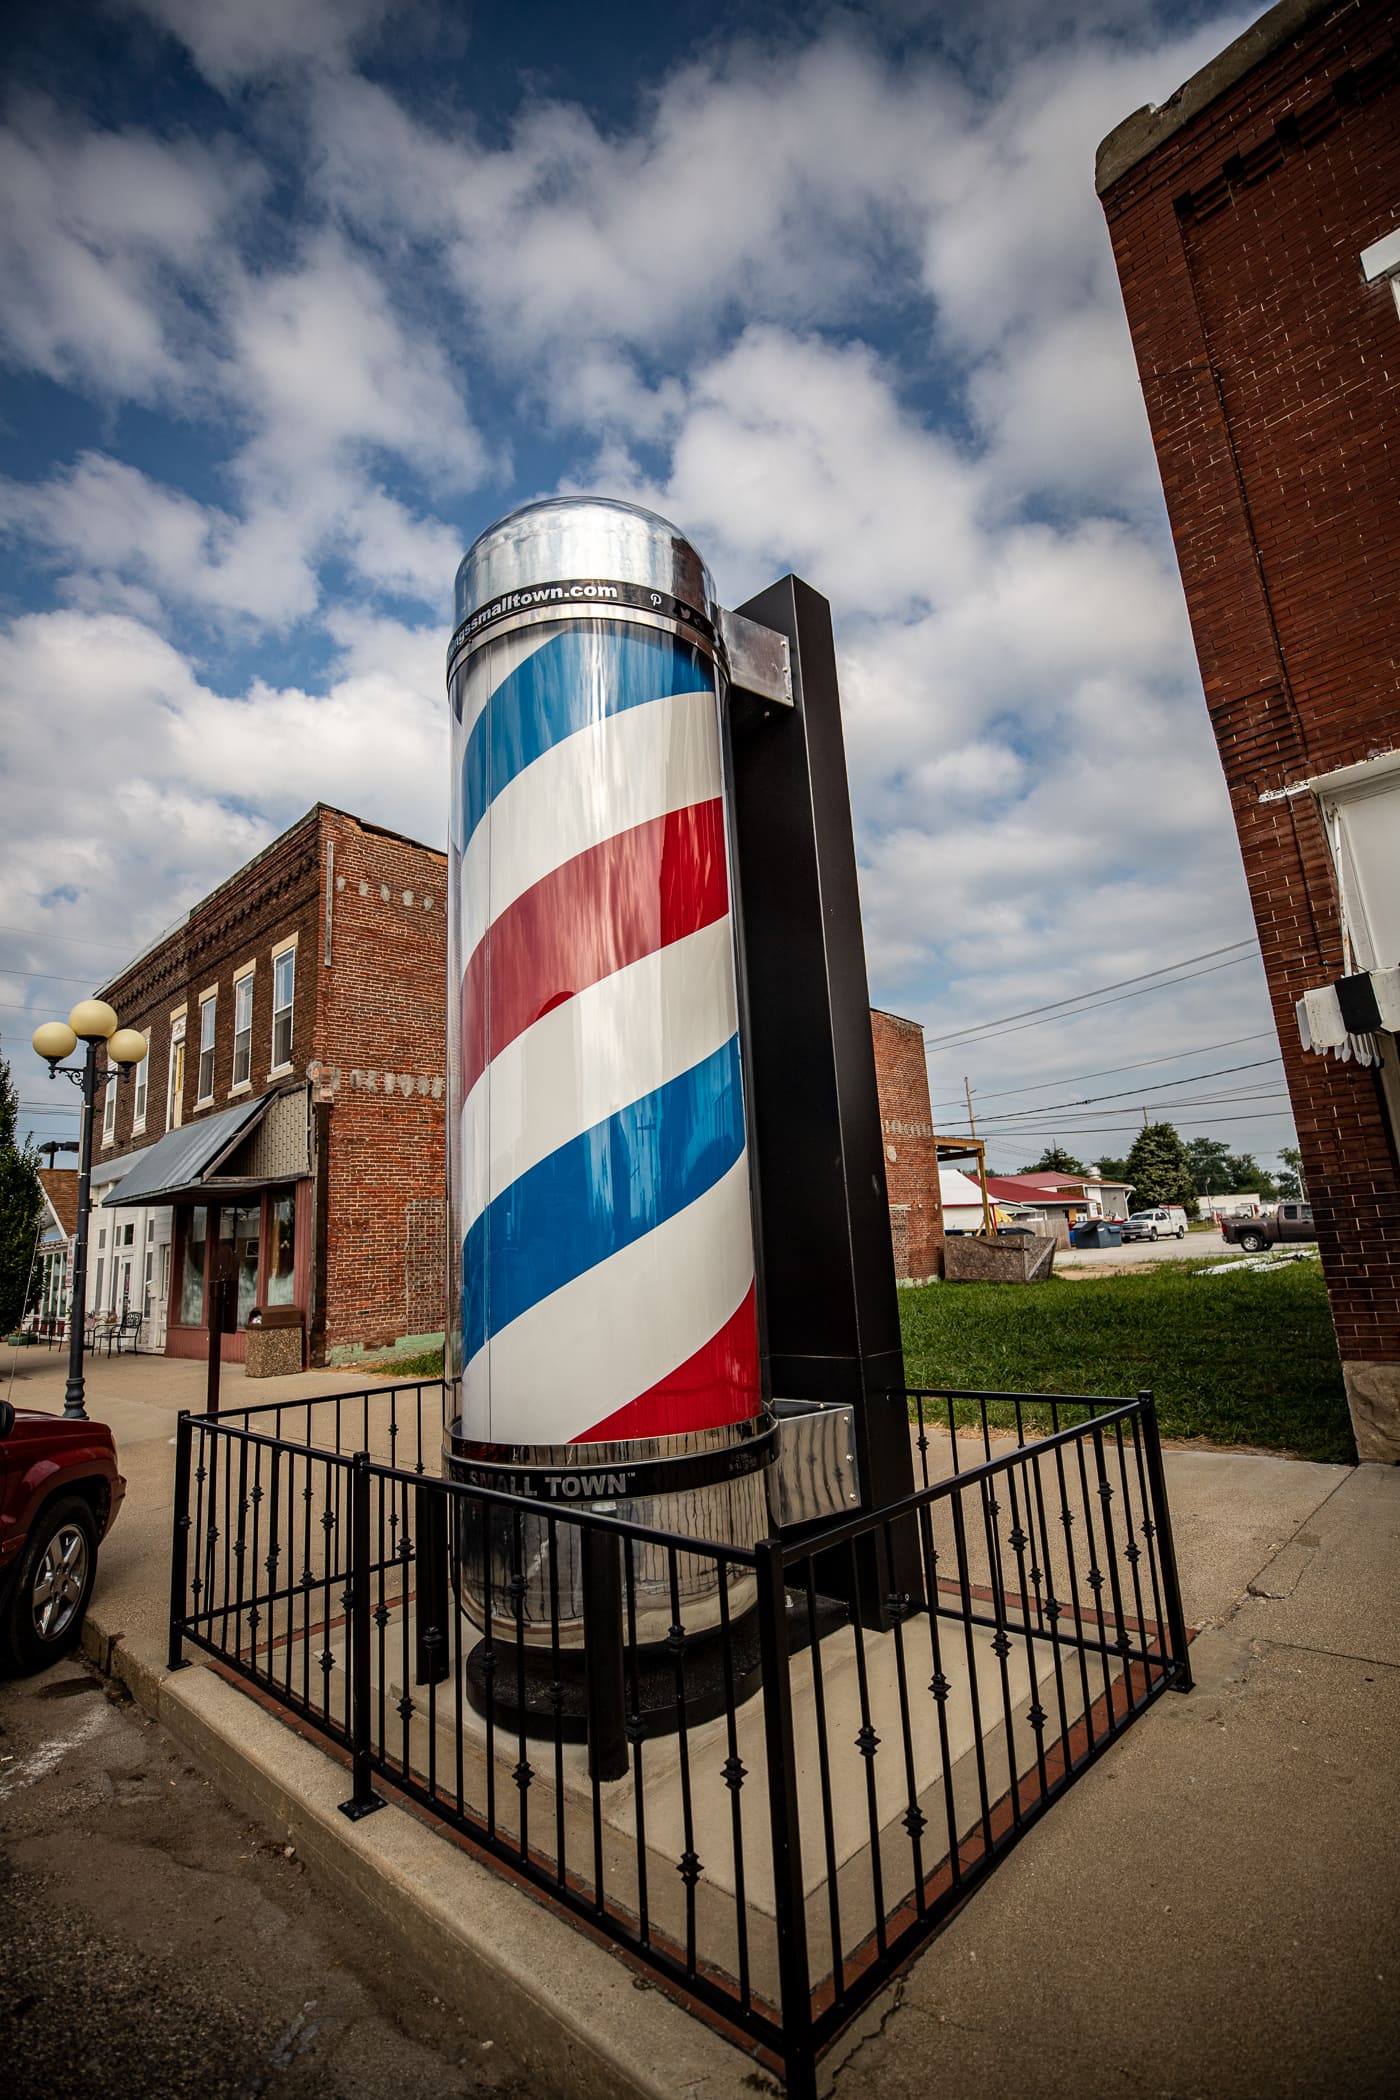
top-left (973, 1113), bottom-right (1296, 1146)
top-left (927, 1030), bottom-right (1278, 1113)
top-left (955, 1088), bottom-right (1293, 1129)
top-left (921, 941), bottom-right (1256, 1051)
top-left (964, 1059), bottom-right (1284, 1124)
top-left (0, 923), bottom-right (132, 953)
top-left (0, 966), bottom-right (103, 986)
top-left (924, 953), bottom-right (1260, 1054)
top-left (975, 1108), bottom-right (1297, 1146)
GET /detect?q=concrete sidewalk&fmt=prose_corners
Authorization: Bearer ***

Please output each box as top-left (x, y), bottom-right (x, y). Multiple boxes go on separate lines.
top-left (4, 1344), bottom-right (1398, 2097)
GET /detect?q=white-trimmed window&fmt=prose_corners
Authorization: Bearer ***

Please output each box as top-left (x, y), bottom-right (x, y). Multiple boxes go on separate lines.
top-left (232, 967), bottom-right (254, 1091)
top-left (167, 1011), bottom-right (186, 1131)
top-left (102, 1065), bottom-right (117, 1145)
top-left (196, 988), bottom-right (217, 1105)
top-left (271, 940), bottom-right (296, 1074)
top-left (132, 1027), bottom-right (150, 1133)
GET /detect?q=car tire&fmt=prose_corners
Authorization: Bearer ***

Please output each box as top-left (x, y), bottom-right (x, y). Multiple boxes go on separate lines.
top-left (1239, 1231), bottom-right (1267, 1254)
top-left (1150, 1228), bottom-right (1158, 1241)
top-left (1177, 1228), bottom-right (1185, 1239)
top-left (0, 1495), bottom-right (98, 1676)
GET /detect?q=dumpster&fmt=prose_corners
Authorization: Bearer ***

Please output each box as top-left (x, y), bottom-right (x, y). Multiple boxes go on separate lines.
top-left (1071, 1219), bottom-right (1123, 1249)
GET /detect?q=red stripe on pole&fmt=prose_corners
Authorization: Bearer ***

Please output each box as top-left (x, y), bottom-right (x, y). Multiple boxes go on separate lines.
top-left (461, 797), bottom-right (729, 1097)
top-left (573, 1282), bottom-right (760, 1443)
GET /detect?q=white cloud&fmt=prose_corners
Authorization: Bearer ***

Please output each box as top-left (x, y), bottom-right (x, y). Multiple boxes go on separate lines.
top-left (0, 608), bottom-right (446, 988)
top-left (131, 0), bottom-right (408, 88)
top-left (0, 98), bottom-right (258, 399)
top-left (2, 2), bottom-right (1288, 1163)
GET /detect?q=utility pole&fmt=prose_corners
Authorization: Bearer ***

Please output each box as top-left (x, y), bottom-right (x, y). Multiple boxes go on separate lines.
top-left (965, 1078), bottom-right (993, 1239)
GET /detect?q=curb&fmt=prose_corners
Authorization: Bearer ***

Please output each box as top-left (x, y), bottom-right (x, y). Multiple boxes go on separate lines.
top-left (81, 1612), bottom-right (768, 2100)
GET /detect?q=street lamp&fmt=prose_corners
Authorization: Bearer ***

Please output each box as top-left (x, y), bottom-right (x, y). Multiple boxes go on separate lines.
top-left (31, 1001), bottom-right (147, 1421)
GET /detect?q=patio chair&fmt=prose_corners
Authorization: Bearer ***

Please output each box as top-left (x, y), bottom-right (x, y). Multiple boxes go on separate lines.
top-left (84, 1310), bottom-right (119, 1352)
top-left (111, 1310), bottom-right (143, 1356)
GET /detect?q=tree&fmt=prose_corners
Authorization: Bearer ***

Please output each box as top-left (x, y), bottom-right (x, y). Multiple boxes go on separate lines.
top-left (1185, 1136), bottom-right (1233, 1194)
top-left (1093, 1155), bottom-right (1132, 1186)
top-left (1224, 1151), bottom-right (1277, 1199)
top-left (1018, 1145), bottom-right (1089, 1177)
top-left (0, 1052), bottom-right (45, 1335)
top-left (1277, 1145), bottom-right (1307, 1201)
top-left (1124, 1120), bottom-right (1198, 1211)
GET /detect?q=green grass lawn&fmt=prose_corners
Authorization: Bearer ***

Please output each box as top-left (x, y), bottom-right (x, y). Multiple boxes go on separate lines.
top-left (899, 1258), bottom-right (1355, 1464)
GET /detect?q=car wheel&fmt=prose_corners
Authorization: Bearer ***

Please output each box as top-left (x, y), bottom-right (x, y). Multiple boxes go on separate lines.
top-left (1177, 1228), bottom-right (1185, 1239)
top-left (1239, 1231), bottom-right (1267, 1253)
top-left (1150, 1228), bottom-right (1158, 1241)
top-left (1, 1495), bottom-right (98, 1675)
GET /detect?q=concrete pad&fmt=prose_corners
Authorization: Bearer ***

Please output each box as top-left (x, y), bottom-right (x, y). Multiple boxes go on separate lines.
top-left (1233, 1463), bottom-right (1400, 1668)
top-left (831, 1622), bottom-right (1400, 2099)
top-left (156, 1665), bottom-right (759, 2100)
top-left (1147, 1446), bottom-right (1350, 1629)
top-left (33, 1345), bottom-right (1396, 2100)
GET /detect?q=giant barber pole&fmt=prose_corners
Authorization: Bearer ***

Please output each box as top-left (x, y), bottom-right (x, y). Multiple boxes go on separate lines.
top-left (445, 498), bottom-right (774, 1640)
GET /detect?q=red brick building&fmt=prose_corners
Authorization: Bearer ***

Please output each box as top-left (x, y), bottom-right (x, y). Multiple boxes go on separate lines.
top-left (1098, 0), bottom-right (1400, 1459)
top-left (871, 1007), bottom-right (946, 1283)
top-left (90, 806), bottom-right (447, 1368)
top-left (86, 801), bottom-right (938, 1364)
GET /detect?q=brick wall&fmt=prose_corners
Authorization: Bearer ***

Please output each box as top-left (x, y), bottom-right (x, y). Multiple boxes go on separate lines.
top-left (98, 815), bottom-right (321, 1156)
top-left (1099, 0), bottom-right (1400, 1449)
top-left (313, 810), bottom-right (447, 1361)
top-left (871, 1008), bottom-right (946, 1281)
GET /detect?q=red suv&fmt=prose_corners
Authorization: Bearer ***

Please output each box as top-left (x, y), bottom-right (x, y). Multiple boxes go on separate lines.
top-left (0, 1399), bottom-right (124, 1674)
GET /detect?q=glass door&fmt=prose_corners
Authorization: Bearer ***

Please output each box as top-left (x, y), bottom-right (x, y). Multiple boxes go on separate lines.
top-left (218, 1204), bottom-right (261, 1328)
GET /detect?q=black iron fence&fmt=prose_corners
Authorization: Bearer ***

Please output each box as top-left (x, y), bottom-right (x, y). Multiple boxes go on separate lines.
top-left (168, 1382), bottom-right (1191, 2099)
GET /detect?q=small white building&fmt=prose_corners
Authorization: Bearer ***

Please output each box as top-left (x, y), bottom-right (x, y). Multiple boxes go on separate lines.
top-left (1198, 1192), bottom-right (1262, 1221)
top-left (938, 1168), bottom-right (991, 1233)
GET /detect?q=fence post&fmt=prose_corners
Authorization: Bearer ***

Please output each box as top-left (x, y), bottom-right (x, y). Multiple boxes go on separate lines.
top-left (414, 1481), bottom-right (450, 1688)
top-left (755, 1537), bottom-right (815, 2100)
top-left (339, 1452), bottom-right (386, 1821)
top-left (581, 1525), bottom-right (628, 1783)
top-left (1138, 1390), bottom-right (1193, 1692)
top-left (167, 1409), bottom-right (193, 1671)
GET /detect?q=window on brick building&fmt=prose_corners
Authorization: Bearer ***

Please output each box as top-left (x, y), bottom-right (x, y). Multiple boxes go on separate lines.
top-left (271, 942), bottom-right (295, 1073)
top-left (267, 1191), bottom-right (296, 1305)
top-left (197, 989), bottom-right (217, 1105)
top-left (102, 1067), bottom-right (116, 1145)
top-left (232, 969), bottom-right (253, 1090)
top-left (179, 1206), bottom-right (207, 1325)
top-left (167, 1013), bottom-right (186, 1131)
top-left (133, 1028), bottom-right (149, 1132)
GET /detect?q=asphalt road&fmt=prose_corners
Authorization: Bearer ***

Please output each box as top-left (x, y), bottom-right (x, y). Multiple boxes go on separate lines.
top-left (1057, 1230), bottom-right (1250, 1272)
top-left (0, 1655), bottom-right (525, 2100)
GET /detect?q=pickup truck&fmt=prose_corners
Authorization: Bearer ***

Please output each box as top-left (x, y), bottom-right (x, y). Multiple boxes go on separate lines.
top-left (1220, 1202), bottom-right (1317, 1253)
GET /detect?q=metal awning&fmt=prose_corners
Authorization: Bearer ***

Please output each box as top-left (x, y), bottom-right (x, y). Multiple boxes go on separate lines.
top-left (104, 1094), bottom-right (273, 1208)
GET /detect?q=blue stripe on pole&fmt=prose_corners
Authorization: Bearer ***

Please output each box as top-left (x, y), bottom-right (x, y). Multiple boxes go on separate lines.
top-left (461, 623), bottom-right (712, 851)
top-left (462, 1033), bottom-right (745, 1363)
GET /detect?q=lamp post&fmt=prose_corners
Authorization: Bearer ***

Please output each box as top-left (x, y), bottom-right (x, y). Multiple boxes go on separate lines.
top-left (31, 1001), bottom-right (148, 1421)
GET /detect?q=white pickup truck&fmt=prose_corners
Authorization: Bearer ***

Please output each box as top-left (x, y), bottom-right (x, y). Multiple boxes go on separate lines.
top-left (1120, 1206), bottom-right (1189, 1241)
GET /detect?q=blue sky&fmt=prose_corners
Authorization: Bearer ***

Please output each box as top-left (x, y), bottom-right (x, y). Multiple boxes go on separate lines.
top-left (1, 0), bottom-right (1298, 1178)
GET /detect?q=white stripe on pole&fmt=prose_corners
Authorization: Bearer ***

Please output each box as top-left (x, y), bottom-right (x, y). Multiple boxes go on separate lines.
top-left (458, 917), bottom-right (740, 1232)
top-left (459, 1153), bottom-right (755, 1446)
top-left (457, 684), bottom-right (722, 960)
